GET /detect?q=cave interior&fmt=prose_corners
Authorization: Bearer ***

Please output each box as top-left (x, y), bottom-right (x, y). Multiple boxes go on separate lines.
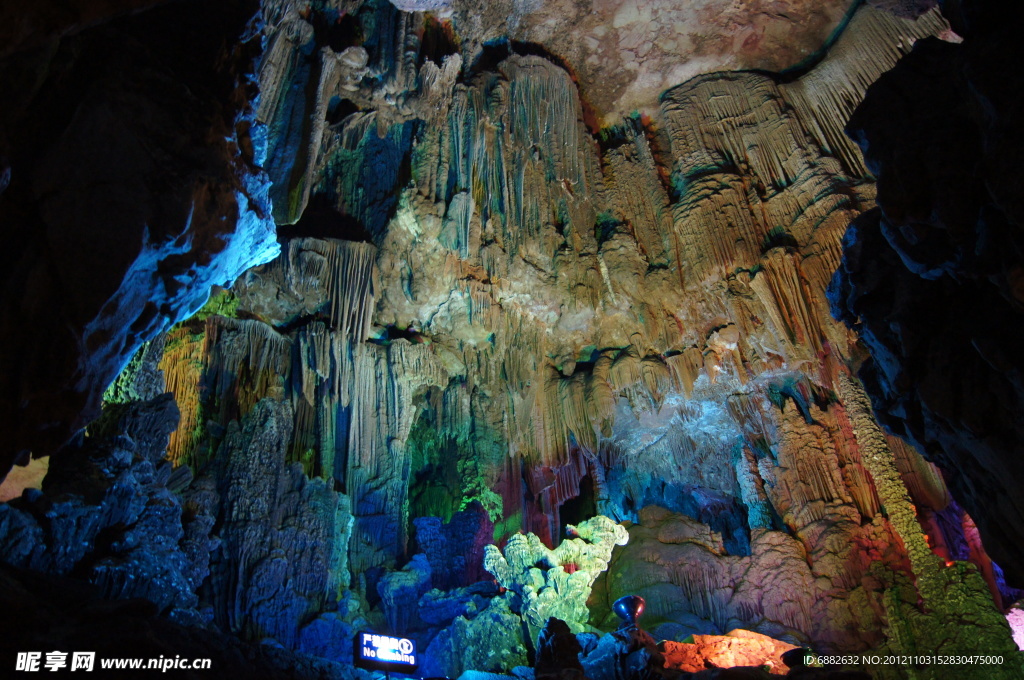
top-left (2, 0), bottom-right (1024, 678)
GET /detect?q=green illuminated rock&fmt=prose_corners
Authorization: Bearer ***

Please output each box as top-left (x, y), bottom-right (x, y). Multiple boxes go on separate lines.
top-left (484, 515), bottom-right (628, 643)
top-left (840, 374), bottom-right (1023, 679)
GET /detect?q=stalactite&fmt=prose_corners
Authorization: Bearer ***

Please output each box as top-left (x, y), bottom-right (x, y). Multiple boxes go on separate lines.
top-left (586, 353), bottom-right (616, 439)
top-left (748, 249), bottom-right (825, 369)
top-left (290, 321), bottom-right (336, 474)
top-left (534, 367), bottom-right (572, 467)
top-left (530, 448), bottom-right (592, 542)
top-left (759, 396), bottom-right (854, 531)
top-left (640, 355), bottom-right (672, 407)
top-left (500, 57), bottom-right (588, 239)
top-left (603, 120), bottom-right (672, 267)
top-left (665, 68), bottom-right (822, 190)
top-left (324, 240), bottom-right (376, 339)
top-left (889, 435), bottom-right (951, 513)
top-left (136, 4), bottom-right (992, 664)
top-left (204, 317), bottom-right (291, 415)
top-left (608, 346), bottom-right (642, 392)
top-left (670, 174), bottom-right (768, 284)
top-left (160, 327), bottom-right (206, 466)
top-left (439, 192), bottom-right (474, 257)
top-left (781, 7), bottom-right (949, 179)
top-left (666, 347), bottom-right (704, 397)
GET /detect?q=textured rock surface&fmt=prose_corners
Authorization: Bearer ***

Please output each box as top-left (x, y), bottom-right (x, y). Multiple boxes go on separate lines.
top-left (414, 502), bottom-right (495, 589)
top-left (0, 0), bottom-right (279, 477)
top-left (196, 397), bottom-right (351, 648)
top-left (133, 3), bottom-right (1017, 666)
top-left (837, 374), bottom-right (1021, 678)
top-left (0, 456), bottom-right (48, 503)
top-left (442, 0), bottom-right (863, 123)
top-left (484, 516), bottom-right (628, 640)
top-left (0, 394), bottom-right (204, 624)
top-left (422, 597), bottom-right (529, 678)
top-left (661, 629), bottom-right (797, 674)
top-left (829, 0), bottom-right (1024, 586)
top-left (0, 562), bottom-right (366, 680)
top-left (534, 617), bottom-right (585, 679)
top-left (590, 504), bottom-right (904, 653)
top-left (6, 0), bottom-right (1024, 677)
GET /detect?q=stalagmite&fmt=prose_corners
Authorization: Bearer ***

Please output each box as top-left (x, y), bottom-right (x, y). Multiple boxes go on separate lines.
top-left (838, 373), bottom-right (941, 599)
top-left (838, 373), bottom-right (1021, 674)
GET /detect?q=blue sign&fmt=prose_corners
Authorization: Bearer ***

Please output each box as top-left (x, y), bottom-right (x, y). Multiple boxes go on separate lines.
top-left (354, 631), bottom-right (419, 673)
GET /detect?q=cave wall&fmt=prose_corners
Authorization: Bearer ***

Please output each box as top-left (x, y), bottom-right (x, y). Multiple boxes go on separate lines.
top-left (0, 0), bottom-right (280, 474)
top-left (829, 0), bottom-right (1024, 585)
top-left (128, 1), bottom-right (1018, 659)
top-left (4, 0), bottom-right (1024, 676)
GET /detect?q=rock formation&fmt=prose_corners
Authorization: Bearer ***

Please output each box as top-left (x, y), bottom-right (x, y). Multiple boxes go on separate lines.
top-left (484, 515), bottom-right (629, 640)
top-left (0, 0), bottom-right (280, 476)
top-left (115, 1), bottom-right (1015, 670)
top-left (829, 0), bottom-right (1024, 588)
top-left (4, 0), bottom-right (1024, 678)
top-left (0, 393), bottom-right (203, 623)
top-left (415, 0), bottom-right (865, 123)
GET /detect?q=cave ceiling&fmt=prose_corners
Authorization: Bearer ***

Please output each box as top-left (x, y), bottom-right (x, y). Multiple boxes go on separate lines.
top-left (409, 0), bottom-right (862, 124)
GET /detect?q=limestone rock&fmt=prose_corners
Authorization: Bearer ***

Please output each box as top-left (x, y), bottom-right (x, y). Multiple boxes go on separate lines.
top-left (419, 581), bottom-right (501, 626)
top-left (422, 597), bottom-right (529, 678)
top-left (830, 1), bottom-right (1024, 585)
top-left (0, 0), bottom-right (279, 476)
top-left (0, 562), bottom-right (367, 680)
top-left (0, 394), bottom-right (203, 623)
top-left (535, 617), bottom-right (586, 680)
top-left (46, 1), bottom-right (1012, 672)
top-left (378, 553), bottom-right (433, 632)
top-left (660, 629), bottom-right (797, 675)
top-left (484, 516), bottom-right (628, 639)
top-left (199, 397), bottom-right (350, 648)
top-left (390, 0), bottom-right (453, 11)
top-left (414, 502), bottom-right (495, 589)
top-left (444, 0), bottom-right (863, 123)
top-left (590, 504), bottom-right (910, 653)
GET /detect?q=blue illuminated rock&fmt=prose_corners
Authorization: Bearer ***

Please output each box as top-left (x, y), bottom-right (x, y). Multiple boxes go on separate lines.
top-left (0, 394), bottom-right (202, 623)
top-left (422, 598), bottom-right (528, 678)
top-left (378, 553), bottom-right (433, 632)
top-left (0, 0), bottom-right (279, 477)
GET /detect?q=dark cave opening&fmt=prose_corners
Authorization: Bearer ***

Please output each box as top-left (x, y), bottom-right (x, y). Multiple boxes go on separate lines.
top-left (276, 193), bottom-right (375, 243)
top-left (312, 10), bottom-right (363, 53)
top-left (368, 324), bottom-right (431, 346)
top-left (559, 473), bottom-right (597, 538)
top-left (418, 17), bottom-right (459, 68)
top-left (326, 96), bottom-right (360, 126)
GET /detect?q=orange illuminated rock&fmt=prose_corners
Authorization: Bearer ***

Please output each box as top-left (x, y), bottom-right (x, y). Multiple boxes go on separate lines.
top-left (660, 629), bottom-right (797, 675)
